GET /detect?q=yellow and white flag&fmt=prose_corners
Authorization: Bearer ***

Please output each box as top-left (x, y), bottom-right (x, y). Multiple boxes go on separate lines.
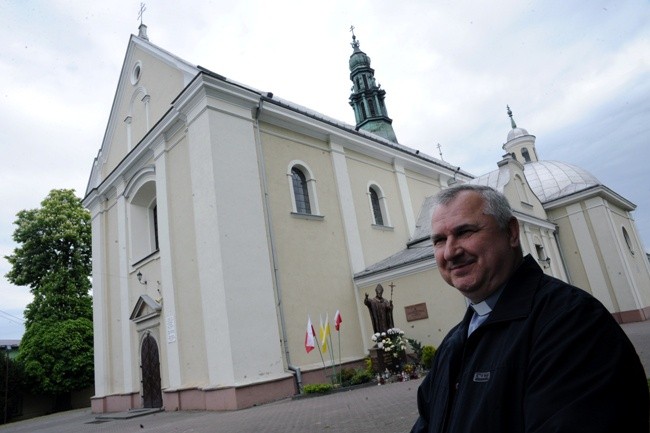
top-left (319, 314), bottom-right (330, 353)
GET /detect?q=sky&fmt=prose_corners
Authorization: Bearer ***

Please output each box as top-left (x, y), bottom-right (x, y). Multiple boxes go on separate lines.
top-left (1, 0), bottom-right (649, 340)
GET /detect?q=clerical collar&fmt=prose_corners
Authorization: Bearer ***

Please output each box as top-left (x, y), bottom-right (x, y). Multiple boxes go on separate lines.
top-left (470, 285), bottom-right (504, 316)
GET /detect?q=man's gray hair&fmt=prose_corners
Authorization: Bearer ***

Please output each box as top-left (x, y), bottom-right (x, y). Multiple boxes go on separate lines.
top-left (432, 184), bottom-right (513, 230)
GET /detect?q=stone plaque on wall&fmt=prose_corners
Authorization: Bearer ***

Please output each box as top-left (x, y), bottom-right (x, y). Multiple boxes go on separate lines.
top-left (405, 303), bottom-right (428, 322)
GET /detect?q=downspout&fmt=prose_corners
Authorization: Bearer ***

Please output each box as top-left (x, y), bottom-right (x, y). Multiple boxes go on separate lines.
top-left (253, 97), bottom-right (300, 390)
top-left (288, 365), bottom-right (303, 393)
top-left (553, 225), bottom-right (572, 285)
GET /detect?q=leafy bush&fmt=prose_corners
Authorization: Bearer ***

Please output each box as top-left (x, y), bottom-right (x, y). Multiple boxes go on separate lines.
top-left (303, 383), bottom-right (334, 394)
top-left (407, 338), bottom-right (423, 362)
top-left (337, 367), bottom-right (373, 386)
top-left (420, 345), bottom-right (437, 369)
top-left (350, 369), bottom-right (373, 385)
top-left (339, 368), bottom-right (356, 385)
top-left (364, 356), bottom-right (374, 375)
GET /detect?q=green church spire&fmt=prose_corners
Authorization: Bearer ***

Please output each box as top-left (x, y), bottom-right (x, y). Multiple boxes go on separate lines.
top-left (348, 27), bottom-right (398, 143)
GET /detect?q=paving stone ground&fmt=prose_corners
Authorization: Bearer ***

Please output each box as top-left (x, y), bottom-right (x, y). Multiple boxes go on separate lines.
top-left (2, 379), bottom-right (422, 433)
top-left (3, 320), bottom-right (649, 433)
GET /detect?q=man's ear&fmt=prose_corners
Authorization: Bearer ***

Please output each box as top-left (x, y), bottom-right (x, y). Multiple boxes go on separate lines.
top-left (507, 217), bottom-right (520, 247)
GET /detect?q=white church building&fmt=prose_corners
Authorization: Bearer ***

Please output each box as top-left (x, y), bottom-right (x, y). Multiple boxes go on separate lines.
top-left (82, 24), bottom-right (650, 413)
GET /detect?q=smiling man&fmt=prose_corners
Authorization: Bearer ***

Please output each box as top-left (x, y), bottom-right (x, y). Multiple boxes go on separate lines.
top-left (411, 184), bottom-right (649, 433)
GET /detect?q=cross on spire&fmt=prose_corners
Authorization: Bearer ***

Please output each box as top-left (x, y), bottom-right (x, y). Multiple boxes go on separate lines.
top-left (350, 25), bottom-right (360, 49)
top-left (138, 2), bottom-right (147, 26)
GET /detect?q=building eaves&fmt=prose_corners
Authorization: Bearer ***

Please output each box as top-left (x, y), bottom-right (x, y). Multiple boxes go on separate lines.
top-left (354, 241), bottom-right (434, 280)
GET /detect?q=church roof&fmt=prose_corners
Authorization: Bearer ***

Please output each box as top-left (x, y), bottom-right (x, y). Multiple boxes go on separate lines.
top-left (355, 196), bottom-right (437, 280)
top-left (354, 240), bottom-right (434, 280)
top-left (507, 126), bottom-right (530, 141)
top-left (524, 160), bottom-right (600, 202)
top-left (86, 31), bottom-right (472, 198)
top-left (467, 159), bottom-right (601, 204)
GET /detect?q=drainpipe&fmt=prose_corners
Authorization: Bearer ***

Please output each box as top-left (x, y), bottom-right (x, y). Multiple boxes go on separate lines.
top-left (252, 96), bottom-right (293, 369)
top-left (553, 226), bottom-right (572, 285)
top-left (288, 365), bottom-right (303, 393)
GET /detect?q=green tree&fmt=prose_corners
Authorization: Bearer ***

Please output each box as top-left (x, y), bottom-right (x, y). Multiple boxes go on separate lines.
top-left (5, 189), bottom-right (93, 408)
top-left (19, 319), bottom-right (93, 408)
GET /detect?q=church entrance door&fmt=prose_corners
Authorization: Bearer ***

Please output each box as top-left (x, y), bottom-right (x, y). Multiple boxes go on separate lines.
top-left (141, 334), bottom-right (162, 408)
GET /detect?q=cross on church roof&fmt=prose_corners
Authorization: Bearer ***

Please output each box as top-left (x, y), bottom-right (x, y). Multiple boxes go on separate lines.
top-left (350, 25), bottom-right (360, 49)
top-left (138, 2), bottom-right (147, 26)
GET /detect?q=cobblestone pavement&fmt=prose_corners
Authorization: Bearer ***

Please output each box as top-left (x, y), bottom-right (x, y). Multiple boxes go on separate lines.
top-left (3, 320), bottom-right (649, 433)
top-left (621, 320), bottom-right (650, 376)
top-left (2, 379), bottom-right (422, 433)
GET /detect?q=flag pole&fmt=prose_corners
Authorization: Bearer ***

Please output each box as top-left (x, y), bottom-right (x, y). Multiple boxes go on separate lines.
top-left (313, 329), bottom-right (327, 370)
top-left (327, 330), bottom-right (337, 383)
top-left (337, 327), bottom-right (341, 369)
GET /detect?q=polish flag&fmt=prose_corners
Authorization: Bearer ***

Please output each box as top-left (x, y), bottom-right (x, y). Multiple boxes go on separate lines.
top-left (334, 310), bottom-right (342, 331)
top-left (305, 316), bottom-right (315, 353)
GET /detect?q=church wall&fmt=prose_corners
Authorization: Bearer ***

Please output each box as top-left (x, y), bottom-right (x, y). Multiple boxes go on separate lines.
top-left (104, 199), bottom-right (125, 394)
top-left (586, 197), bottom-right (637, 312)
top-left (404, 169), bottom-right (442, 231)
top-left (509, 175), bottom-right (547, 220)
top-left (547, 206), bottom-right (590, 289)
top-left (518, 224), bottom-right (555, 276)
top-left (163, 132), bottom-right (210, 386)
top-left (610, 205), bottom-right (650, 304)
top-left (591, 200), bottom-right (650, 312)
top-left (258, 124), bottom-right (366, 369)
top-left (549, 202), bottom-right (617, 311)
top-left (186, 102), bottom-right (286, 385)
top-left (102, 45), bottom-right (187, 181)
top-left (357, 267), bottom-right (466, 352)
top-left (344, 149), bottom-right (410, 265)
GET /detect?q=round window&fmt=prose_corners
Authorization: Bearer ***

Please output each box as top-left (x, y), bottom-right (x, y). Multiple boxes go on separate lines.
top-left (131, 61), bottom-right (142, 85)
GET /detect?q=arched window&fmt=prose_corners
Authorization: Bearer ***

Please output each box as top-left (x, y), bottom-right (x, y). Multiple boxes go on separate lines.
top-left (521, 147), bottom-right (531, 163)
top-left (368, 183), bottom-right (390, 227)
top-left (623, 227), bottom-right (635, 255)
top-left (291, 167), bottom-right (311, 214)
top-left (152, 205), bottom-right (159, 251)
top-left (514, 174), bottom-right (530, 204)
top-left (125, 168), bottom-right (159, 263)
top-left (370, 187), bottom-right (384, 226)
top-left (287, 162), bottom-right (320, 217)
top-left (367, 98), bottom-right (377, 116)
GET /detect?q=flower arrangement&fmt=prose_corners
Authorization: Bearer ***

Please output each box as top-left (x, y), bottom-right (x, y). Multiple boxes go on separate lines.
top-left (371, 327), bottom-right (407, 358)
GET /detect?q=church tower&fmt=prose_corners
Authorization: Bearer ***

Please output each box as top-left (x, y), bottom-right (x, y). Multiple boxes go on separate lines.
top-left (502, 106), bottom-right (539, 163)
top-left (348, 29), bottom-right (398, 143)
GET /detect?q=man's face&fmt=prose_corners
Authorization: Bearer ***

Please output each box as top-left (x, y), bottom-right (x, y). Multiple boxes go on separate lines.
top-left (430, 191), bottom-right (520, 303)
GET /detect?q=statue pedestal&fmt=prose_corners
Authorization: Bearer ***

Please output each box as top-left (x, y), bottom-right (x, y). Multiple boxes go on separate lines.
top-left (369, 347), bottom-right (406, 374)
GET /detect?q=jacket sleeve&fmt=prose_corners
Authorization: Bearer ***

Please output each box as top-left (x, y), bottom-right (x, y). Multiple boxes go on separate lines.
top-left (524, 292), bottom-right (649, 432)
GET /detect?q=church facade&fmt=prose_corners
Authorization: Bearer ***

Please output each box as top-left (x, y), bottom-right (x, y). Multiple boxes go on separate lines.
top-left (83, 25), bottom-right (650, 413)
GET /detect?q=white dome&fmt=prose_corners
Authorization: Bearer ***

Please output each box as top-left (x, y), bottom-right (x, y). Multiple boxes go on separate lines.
top-left (507, 127), bottom-right (530, 141)
top-left (524, 160), bottom-right (600, 202)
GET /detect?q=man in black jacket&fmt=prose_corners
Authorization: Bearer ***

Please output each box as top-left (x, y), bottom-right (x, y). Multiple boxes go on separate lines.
top-left (411, 184), bottom-right (649, 433)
